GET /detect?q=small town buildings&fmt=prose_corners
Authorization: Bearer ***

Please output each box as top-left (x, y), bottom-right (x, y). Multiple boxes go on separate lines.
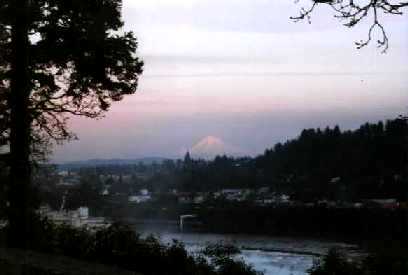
top-left (58, 170), bottom-right (69, 177)
top-left (214, 189), bottom-right (250, 201)
top-left (128, 189), bottom-right (152, 203)
top-left (37, 205), bottom-right (110, 229)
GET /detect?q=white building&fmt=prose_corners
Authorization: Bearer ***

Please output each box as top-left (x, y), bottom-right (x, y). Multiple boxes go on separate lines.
top-left (140, 188), bottom-right (149, 196)
top-left (38, 205), bottom-right (110, 229)
top-left (128, 194), bottom-right (152, 204)
top-left (58, 170), bottom-right (69, 177)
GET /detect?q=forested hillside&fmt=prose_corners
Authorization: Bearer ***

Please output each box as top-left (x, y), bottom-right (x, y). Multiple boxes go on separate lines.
top-left (255, 118), bottom-right (408, 201)
top-left (49, 117), bottom-right (408, 204)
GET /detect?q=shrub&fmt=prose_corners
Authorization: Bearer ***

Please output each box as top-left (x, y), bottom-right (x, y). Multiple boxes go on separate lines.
top-left (308, 249), bottom-right (361, 275)
top-left (309, 248), bottom-right (408, 275)
top-left (4, 217), bottom-right (261, 275)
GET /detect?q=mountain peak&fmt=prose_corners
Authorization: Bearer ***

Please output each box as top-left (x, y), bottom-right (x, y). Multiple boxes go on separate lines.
top-left (188, 136), bottom-right (244, 159)
top-left (195, 135), bottom-right (224, 147)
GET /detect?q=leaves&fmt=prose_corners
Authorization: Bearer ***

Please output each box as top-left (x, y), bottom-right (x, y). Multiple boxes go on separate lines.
top-left (0, 0), bottom-right (143, 155)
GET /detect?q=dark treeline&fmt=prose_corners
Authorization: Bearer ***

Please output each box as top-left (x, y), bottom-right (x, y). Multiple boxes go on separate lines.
top-left (180, 118), bottom-right (406, 202)
top-left (0, 219), bottom-right (261, 275)
top-left (70, 117), bottom-right (408, 202)
top-left (256, 118), bottom-right (408, 201)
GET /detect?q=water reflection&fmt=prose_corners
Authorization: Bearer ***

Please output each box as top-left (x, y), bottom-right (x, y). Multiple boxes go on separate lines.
top-left (135, 228), bottom-right (357, 275)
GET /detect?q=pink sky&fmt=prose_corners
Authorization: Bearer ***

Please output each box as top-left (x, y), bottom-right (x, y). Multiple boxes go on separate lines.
top-left (52, 0), bottom-right (408, 162)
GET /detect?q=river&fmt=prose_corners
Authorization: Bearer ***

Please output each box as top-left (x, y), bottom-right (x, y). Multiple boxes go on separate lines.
top-left (136, 226), bottom-right (360, 275)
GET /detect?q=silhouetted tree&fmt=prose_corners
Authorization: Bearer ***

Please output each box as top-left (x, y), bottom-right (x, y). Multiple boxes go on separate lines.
top-left (292, 0), bottom-right (408, 52)
top-left (0, 0), bottom-right (143, 247)
top-left (184, 151), bottom-right (192, 165)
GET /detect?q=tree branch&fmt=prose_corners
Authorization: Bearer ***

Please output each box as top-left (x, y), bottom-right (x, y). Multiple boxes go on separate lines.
top-left (292, 0), bottom-right (408, 52)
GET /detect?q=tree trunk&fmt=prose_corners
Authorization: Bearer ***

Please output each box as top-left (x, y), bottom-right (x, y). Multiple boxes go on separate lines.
top-left (7, 0), bottom-right (33, 248)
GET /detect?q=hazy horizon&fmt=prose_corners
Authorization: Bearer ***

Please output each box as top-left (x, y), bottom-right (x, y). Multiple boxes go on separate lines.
top-left (52, 0), bottom-right (408, 162)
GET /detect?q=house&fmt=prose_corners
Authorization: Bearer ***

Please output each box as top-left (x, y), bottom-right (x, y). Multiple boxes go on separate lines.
top-left (353, 202), bottom-right (363, 208)
top-left (57, 178), bottom-right (79, 186)
top-left (280, 194), bottom-right (290, 203)
top-left (216, 189), bottom-right (248, 201)
top-left (58, 170), bottom-right (69, 177)
top-left (193, 194), bottom-right (205, 204)
top-left (177, 193), bottom-right (194, 204)
top-left (128, 194), bottom-right (152, 204)
top-left (257, 187), bottom-right (270, 194)
top-left (256, 193), bottom-right (291, 205)
top-left (78, 206), bottom-right (89, 219)
top-left (121, 174), bottom-right (132, 183)
top-left (255, 197), bottom-right (275, 205)
top-left (317, 199), bottom-right (337, 208)
top-left (100, 186), bottom-right (110, 196)
top-left (365, 198), bottom-right (399, 209)
top-left (330, 177), bottom-right (341, 184)
top-left (140, 188), bottom-right (150, 196)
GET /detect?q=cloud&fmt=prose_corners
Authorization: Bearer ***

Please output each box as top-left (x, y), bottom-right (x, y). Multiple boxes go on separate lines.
top-left (52, 0), bottom-right (408, 162)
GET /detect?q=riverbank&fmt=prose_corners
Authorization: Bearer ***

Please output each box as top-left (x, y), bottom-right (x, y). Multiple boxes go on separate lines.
top-left (133, 228), bottom-right (366, 275)
top-left (105, 202), bottom-right (408, 242)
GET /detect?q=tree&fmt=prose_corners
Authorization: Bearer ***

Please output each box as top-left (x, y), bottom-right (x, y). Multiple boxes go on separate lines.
top-left (292, 0), bottom-right (408, 52)
top-left (0, 0), bottom-right (143, 247)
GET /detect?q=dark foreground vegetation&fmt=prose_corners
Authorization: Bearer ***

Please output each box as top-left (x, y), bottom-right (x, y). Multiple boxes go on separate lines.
top-left (0, 247), bottom-right (135, 275)
top-left (0, 217), bottom-right (261, 275)
top-left (309, 247), bottom-right (408, 275)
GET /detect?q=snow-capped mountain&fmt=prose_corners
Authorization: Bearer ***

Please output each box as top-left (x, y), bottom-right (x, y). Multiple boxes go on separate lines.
top-left (188, 136), bottom-right (245, 159)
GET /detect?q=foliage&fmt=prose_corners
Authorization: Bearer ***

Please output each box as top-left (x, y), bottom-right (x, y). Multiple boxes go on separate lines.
top-left (256, 118), bottom-right (408, 201)
top-left (203, 243), bottom-right (261, 275)
top-left (0, 0), bottom-right (143, 247)
top-left (3, 217), bottom-right (261, 275)
top-left (65, 176), bottom-right (103, 211)
top-left (203, 243), bottom-right (241, 260)
top-left (308, 248), bottom-right (408, 275)
top-left (0, 0), bottom-right (144, 146)
top-left (217, 258), bottom-right (262, 275)
top-left (308, 249), bottom-right (361, 275)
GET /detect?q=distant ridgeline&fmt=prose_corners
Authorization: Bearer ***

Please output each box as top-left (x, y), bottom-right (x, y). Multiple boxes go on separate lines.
top-left (52, 117), bottom-right (408, 202)
top-left (57, 157), bottom-right (169, 170)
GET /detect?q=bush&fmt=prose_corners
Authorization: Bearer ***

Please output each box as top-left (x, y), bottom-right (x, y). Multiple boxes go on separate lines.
top-left (203, 243), bottom-right (262, 275)
top-left (308, 248), bottom-right (408, 275)
top-left (4, 217), bottom-right (261, 275)
top-left (308, 249), bottom-right (361, 275)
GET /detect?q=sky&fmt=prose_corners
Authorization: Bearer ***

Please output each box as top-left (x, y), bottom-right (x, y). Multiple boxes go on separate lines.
top-left (53, 0), bottom-right (408, 162)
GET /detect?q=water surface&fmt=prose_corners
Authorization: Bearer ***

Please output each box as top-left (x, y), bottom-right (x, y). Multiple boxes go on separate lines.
top-left (137, 227), bottom-right (358, 275)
